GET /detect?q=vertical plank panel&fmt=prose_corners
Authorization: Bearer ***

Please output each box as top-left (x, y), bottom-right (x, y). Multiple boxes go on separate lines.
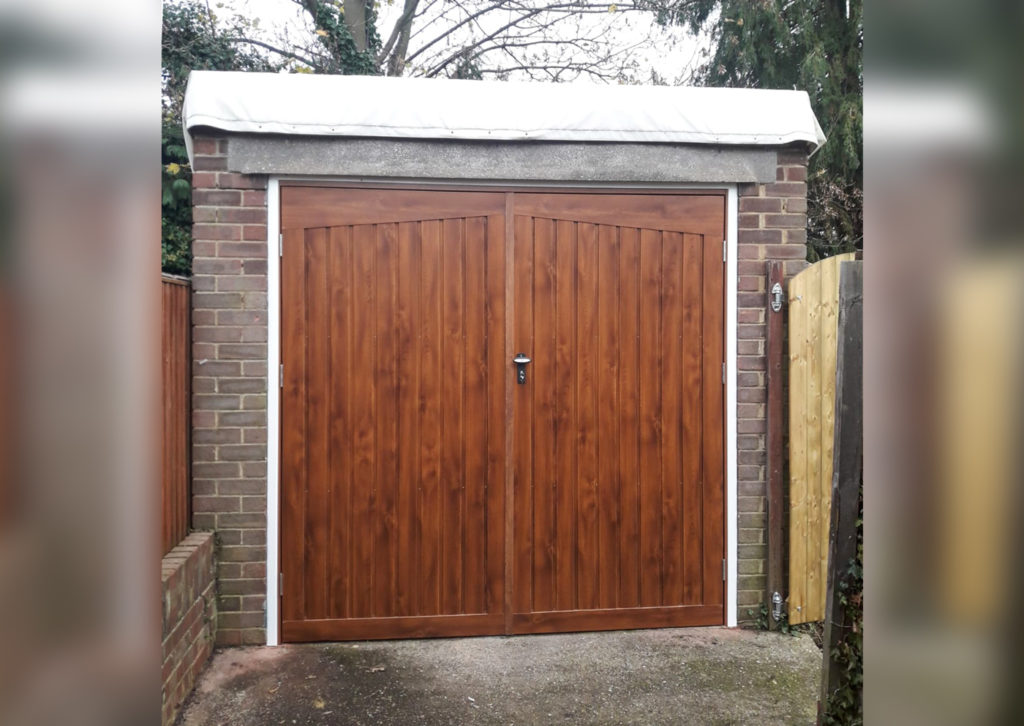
top-left (161, 277), bottom-right (191, 556)
top-left (327, 226), bottom-right (353, 619)
top-left (303, 228), bottom-right (330, 621)
top-left (660, 231), bottom-right (685, 606)
top-left (804, 259), bottom-right (823, 619)
top-left (418, 220), bottom-right (443, 616)
top-left (395, 221), bottom-right (420, 617)
top-left (574, 222), bottom-right (599, 611)
top-left (553, 220), bottom-right (578, 611)
top-left (441, 218), bottom-right (465, 614)
top-left (373, 223), bottom-right (398, 617)
top-left (463, 217), bottom-right (488, 614)
top-left (700, 231), bottom-right (725, 606)
top-left (596, 223), bottom-right (620, 609)
top-left (787, 252), bottom-right (855, 624)
top-left (637, 230), bottom-right (664, 607)
top-left (512, 214), bottom-right (534, 614)
top-left (679, 233), bottom-right (704, 605)
top-left (350, 223), bottom-right (377, 619)
top-left (280, 227), bottom-right (307, 621)
top-left (617, 227), bottom-right (641, 608)
top-left (817, 257), bottom-right (841, 616)
top-left (531, 217), bottom-right (557, 613)
top-left (787, 272), bottom-right (808, 620)
top-left (485, 213), bottom-right (507, 616)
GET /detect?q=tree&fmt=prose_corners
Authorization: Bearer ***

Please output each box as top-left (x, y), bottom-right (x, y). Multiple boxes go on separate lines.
top-left (162, 0), bottom-right (282, 274)
top-left (162, 0), bottom-right (706, 272)
top-left (645, 0), bottom-right (863, 260)
top-left (232, 1), bottom-right (696, 83)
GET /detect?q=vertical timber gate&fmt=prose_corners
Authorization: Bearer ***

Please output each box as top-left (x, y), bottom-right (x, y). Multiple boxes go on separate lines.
top-left (279, 186), bottom-right (726, 642)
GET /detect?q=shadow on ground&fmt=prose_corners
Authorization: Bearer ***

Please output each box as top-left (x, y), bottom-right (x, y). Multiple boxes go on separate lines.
top-left (179, 627), bottom-right (819, 725)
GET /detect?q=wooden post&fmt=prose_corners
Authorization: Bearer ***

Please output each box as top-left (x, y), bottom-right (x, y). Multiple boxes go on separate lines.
top-left (765, 261), bottom-right (786, 628)
top-left (819, 261), bottom-right (863, 717)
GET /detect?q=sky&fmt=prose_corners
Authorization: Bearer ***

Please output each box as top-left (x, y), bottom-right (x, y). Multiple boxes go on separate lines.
top-left (215, 0), bottom-right (711, 85)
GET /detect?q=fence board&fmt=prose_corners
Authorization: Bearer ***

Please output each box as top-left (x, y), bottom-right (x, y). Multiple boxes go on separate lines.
top-left (162, 275), bottom-right (191, 556)
top-left (787, 252), bottom-right (855, 623)
top-left (820, 261), bottom-right (863, 715)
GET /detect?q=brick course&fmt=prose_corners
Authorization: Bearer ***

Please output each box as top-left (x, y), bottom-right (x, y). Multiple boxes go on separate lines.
top-left (190, 135), bottom-right (808, 639)
top-left (161, 532), bottom-right (217, 726)
top-left (734, 147), bottom-right (808, 622)
top-left (191, 135), bottom-right (269, 646)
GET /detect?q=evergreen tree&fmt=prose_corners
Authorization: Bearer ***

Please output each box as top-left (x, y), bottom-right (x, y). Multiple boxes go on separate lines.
top-left (647, 0), bottom-right (862, 260)
top-left (161, 1), bottom-right (280, 274)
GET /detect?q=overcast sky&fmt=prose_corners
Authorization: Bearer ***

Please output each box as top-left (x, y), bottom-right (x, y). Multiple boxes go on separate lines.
top-left (217, 0), bottom-right (710, 84)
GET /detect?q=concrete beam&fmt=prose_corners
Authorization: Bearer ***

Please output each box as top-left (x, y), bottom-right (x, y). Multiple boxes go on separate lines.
top-left (226, 135), bottom-right (779, 184)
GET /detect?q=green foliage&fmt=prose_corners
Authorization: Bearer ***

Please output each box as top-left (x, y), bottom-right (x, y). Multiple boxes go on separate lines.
top-left (161, 0), bottom-right (280, 274)
top-left (160, 1), bottom-right (388, 274)
top-left (823, 500), bottom-right (863, 725)
top-left (162, 0), bottom-right (276, 112)
top-left (645, 0), bottom-right (862, 261)
top-left (162, 117), bottom-right (193, 276)
top-left (305, 0), bottom-right (380, 75)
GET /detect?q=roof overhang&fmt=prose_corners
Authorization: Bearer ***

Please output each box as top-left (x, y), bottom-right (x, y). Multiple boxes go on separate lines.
top-left (183, 71), bottom-right (826, 168)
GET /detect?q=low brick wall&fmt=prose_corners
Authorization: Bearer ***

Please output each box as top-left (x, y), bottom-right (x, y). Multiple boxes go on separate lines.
top-left (162, 532), bottom-right (217, 726)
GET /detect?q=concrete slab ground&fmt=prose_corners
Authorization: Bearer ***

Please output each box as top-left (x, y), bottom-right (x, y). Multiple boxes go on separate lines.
top-left (179, 628), bottom-right (820, 725)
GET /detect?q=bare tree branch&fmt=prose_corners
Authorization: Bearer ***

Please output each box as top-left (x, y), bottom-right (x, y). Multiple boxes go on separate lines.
top-left (224, 36), bottom-right (319, 68)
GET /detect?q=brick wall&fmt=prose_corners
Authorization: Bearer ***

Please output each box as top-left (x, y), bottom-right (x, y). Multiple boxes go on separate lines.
top-left (734, 147), bottom-right (809, 622)
top-left (190, 134), bottom-right (269, 646)
top-left (162, 532), bottom-right (217, 726)
top-left (189, 133), bottom-right (809, 638)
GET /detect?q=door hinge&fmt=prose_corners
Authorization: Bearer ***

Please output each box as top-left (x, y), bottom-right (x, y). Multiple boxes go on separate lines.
top-left (722, 362), bottom-right (726, 384)
top-left (722, 239), bottom-right (727, 262)
top-left (722, 558), bottom-right (727, 582)
top-left (279, 572), bottom-right (283, 596)
top-left (279, 364), bottom-right (284, 388)
top-left (279, 233), bottom-right (283, 257)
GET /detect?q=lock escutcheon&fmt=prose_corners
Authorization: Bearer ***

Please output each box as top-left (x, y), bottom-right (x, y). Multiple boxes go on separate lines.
top-left (513, 353), bottom-right (531, 384)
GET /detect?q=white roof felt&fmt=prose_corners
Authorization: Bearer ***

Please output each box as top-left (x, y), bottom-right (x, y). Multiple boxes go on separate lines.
top-left (183, 71), bottom-right (826, 165)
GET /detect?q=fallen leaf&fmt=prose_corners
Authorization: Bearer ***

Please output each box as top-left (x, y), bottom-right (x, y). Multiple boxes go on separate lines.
top-left (313, 698), bottom-right (325, 709)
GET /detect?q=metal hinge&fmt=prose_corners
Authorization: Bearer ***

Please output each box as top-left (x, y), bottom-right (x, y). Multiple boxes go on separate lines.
top-left (722, 559), bottom-right (727, 582)
top-left (279, 572), bottom-right (283, 596)
top-left (722, 363), bottom-right (726, 384)
top-left (722, 239), bottom-right (727, 262)
top-left (279, 233), bottom-right (283, 257)
top-left (279, 364), bottom-right (284, 388)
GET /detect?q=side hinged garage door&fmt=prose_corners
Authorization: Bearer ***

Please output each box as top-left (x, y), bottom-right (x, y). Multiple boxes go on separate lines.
top-left (279, 186), bottom-right (726, 642)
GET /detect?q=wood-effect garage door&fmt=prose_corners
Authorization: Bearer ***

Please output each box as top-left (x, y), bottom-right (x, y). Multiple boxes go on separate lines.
top-left (280, 187), bottom-right (725, 642)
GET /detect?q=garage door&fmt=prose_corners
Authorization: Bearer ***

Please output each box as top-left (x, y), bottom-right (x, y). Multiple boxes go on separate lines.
top-left (279, 186), bottom-right (725, 642)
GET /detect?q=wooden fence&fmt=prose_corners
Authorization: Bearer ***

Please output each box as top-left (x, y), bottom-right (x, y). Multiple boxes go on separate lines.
top-left (162, 275), bottom-right (191, 556)
top-left (787, 252), bottom-right (856, 624)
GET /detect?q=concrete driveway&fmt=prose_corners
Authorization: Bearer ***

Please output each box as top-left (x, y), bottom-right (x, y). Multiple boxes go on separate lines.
top-left (179, 627), bottom-right (820, 725)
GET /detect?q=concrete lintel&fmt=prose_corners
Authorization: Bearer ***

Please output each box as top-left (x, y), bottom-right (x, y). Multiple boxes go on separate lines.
top-left (227, 135), bottom-right (778, 184)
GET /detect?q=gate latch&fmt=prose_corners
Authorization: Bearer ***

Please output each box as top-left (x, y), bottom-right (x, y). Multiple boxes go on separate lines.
top-left (513, 353), bottom-right (532, 385)
top-left (770, 282), bottom-right (784, 313)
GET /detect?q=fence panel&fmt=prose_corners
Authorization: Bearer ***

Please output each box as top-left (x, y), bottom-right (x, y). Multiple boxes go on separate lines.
top-left (787, 252), bottom-right (855, 624)
top-left (162, 275), bottom-right (191, 556)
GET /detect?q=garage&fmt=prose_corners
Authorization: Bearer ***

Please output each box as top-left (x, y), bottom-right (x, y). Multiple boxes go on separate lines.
top-left (279, 187), bottom-right (725, 641)
top-left (182, 71), bottom-right (825, 645)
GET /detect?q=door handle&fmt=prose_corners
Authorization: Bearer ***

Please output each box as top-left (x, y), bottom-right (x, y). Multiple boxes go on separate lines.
top-left (513, 353), bottom-right (531, 385)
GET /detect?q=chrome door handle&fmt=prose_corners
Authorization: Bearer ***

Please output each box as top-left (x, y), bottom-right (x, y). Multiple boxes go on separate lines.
top-left (513, 353), bottom-right (531, 384)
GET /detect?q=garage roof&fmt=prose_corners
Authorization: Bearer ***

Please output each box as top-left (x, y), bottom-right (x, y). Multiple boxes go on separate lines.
top-left (183, 71), bottom-right (825, 165)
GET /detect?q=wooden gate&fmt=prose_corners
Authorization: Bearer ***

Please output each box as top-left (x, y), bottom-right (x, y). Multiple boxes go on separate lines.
top-left (787, 252), bottom-right (856, 624)
top-left (279, 186), bottom-right (726, 641)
